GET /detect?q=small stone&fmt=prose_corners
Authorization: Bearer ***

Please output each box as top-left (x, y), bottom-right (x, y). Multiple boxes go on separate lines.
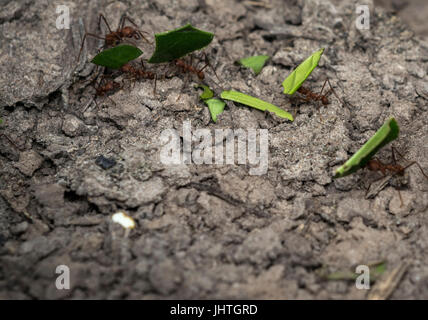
top-left (34, 184), bottom-right (64, 208)
top-left (125, 177), bottom-right (166, 207)
top-left (95, 155), bottom-right (116, 170)
top-left (62, 114), bottom-right (83, 137)
top-left (11, 222), bottom-right (29, 235)
top-left (14, 150), bottom-right (44, 176)
top-left (148, 259), bottom-right (181, 295)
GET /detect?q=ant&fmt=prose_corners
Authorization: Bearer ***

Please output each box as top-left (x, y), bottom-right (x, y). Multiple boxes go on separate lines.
top-left (83, 76), bottom-right (121, 112)
top-left (365, 147), bottom-right (428, 207)
top-left (175, 58), bottom-right (206, 80)
top-left (296, 79), bottom-right (344, 106)
top-left (77, 13), bottom-right (150, 63)
top-left (173, 53), bottom-right (220, 101)
top-left (95, 78), bottom-right (121, 97)
top-left (120, 60), bottom-right (157, 94)
top-left (174, 53), bottom-right (219, 82)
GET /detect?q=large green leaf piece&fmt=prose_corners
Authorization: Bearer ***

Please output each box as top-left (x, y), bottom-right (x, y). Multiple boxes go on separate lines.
top-left (282, 48), bottom-right (324, 95)
top-left (91, 44), bottom-right (143, 69)
top-left (148, 24), bottom-right (214, 63)
top-left (334, 118), bottom-right (400, 178)
top-left (221, 90), bottom-right (293, 121)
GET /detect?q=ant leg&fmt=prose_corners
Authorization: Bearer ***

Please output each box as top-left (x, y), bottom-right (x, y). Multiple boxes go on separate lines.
top-left (322, 78), bottom-right (345, 107)
top-left (391, 146), bottom-right (398, 165)
top-left (203, 52), bottom-right (221, 82)
top-left (118, 13), bottom-right (126, 31)
top-left (392, 147), bottom-right (410, 163)
top-left (153, 73), bottom-right (157, 96)
top-left (176, 75), bottom-right (189, 102)
top-left (397, 189), bottom-right (404, 207)
top-left (77, 33), bottom-right (106, 62)
top-left (393, 147), bottom-right (428, 180)
top-left (319, 79), bottom-right (328, 96)
top-left (402, 161), bottom-right (428, 180)
top-left (98, 14), bottom-right (113, 33)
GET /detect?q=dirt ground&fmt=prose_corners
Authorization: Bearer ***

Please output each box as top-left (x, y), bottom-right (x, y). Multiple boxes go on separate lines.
top-left (0, 0), bottom-right (427, 299)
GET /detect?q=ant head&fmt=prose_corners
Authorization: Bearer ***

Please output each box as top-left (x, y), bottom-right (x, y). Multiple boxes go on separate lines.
top-left (198, 71), bottom-right (205, 80)
top-left (321, 96), bottom-right (329, 105)
top-left (121, 26), bottom-right (137, 38)
top-left (105, 82), bottom-right (114, 90)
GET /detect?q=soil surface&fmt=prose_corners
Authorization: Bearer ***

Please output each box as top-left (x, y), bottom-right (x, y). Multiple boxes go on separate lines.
top-left (1, 0), bottom-right (427, 299)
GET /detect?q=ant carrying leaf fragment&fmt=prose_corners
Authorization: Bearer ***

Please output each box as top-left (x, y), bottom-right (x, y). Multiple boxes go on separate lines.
top-left (91, 44), bottom-right (143, 69)
top-left (148, 24), bottom-right (214, 63)
top-left (282, 48), bottom-right (344, 106)
top-left (77, 13), bottom-right (150, 63)
top-left (334, 118), bottom-right (400, 178)
top-left (282, 48), bottom-right (324, 95)
top-left (221, 90), bottom-right (294, 121)
top-left (334, 117), bottom-right (428, 207)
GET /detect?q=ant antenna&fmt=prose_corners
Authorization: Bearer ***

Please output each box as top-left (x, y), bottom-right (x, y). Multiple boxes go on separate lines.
top-left (321, 78), bottom-right (345, 107)
top-left (393, 147), bottom-right (428, 180)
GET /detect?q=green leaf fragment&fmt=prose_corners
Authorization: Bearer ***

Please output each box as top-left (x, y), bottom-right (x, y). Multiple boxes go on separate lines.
top-left (372, 262), bottom-right (387, 278)
top-left (148, 24), bottom-right (214, 63)
top-left (91, 44), bottom-right (143, 69)
top-left (334, 118), bottom-right (400, 178)
top-left (220, 90), bottom-right (293, 121)
top-left (204, 98), bottom-right (225, 123)
top-left (325, 262), bottom-right (386, 282)
top-left (238, 55), bottom-right (269, 75)
top-left (195, 84), bottom-right (214, 100)
top-left (282, 48), bottom-right (324, 95)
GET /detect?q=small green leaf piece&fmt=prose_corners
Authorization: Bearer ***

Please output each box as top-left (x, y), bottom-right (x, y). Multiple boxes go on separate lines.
top-left (91, 44), bottom-right (143, 69)
top-left (325, 262), bottom-right (386, 282)
top-left (220, 90), bottom-right (293, 121)
top-left (282, 48), bottom-right (324, 95)
top-left (204, 98), bottom-right (226, 123)
top-left (195, 84), bottom-right (214, 100)
top-left (238, 55), bottom-right (270, 75)
top-left (148, 24), bottom-right (214, 63)
top-left (334, 118), bottom-right (400, 178)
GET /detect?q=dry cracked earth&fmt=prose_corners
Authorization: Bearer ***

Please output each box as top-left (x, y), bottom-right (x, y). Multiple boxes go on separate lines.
top-left (0, 0), bottom-right (427, 299)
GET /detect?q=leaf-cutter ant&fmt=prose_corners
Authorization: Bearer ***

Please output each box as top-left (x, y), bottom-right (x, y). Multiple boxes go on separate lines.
top-left (77, 13), bottom-right (150, 63)
top-left (120, 60), bottom-right (158, 94)
top-left (365, 147), bottom-right (428, 207)
top-left (296, 79), bottom-right (344, 106)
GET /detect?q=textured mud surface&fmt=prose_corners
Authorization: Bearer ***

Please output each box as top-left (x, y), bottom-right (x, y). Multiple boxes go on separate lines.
top-left (0, 0), bottom-right (427, 299)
